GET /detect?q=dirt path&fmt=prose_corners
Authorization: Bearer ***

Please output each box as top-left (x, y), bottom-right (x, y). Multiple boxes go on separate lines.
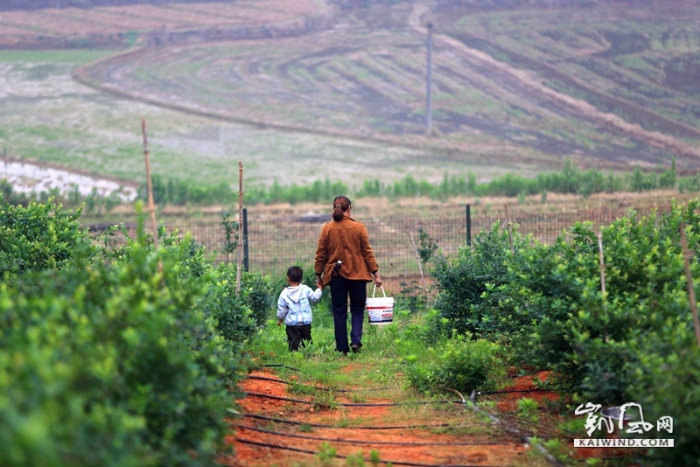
top-left (224, 368), bottom-right (539, 467)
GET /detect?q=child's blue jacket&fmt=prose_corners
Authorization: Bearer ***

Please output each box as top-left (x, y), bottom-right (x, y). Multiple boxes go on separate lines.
top-left (277, 285), bottom-right (322, 326)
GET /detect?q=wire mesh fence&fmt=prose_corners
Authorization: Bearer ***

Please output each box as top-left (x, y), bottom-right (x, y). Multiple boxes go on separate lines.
top-left (95, 205), bottom-right (666, 290)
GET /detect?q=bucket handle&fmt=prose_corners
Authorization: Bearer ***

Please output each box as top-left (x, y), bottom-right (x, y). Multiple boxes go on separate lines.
top-left (371, 285), bottom-right (387, 298)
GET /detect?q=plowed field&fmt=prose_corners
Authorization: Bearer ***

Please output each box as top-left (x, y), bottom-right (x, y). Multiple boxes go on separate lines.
top-left (74, 2), bottom-right (700, 170)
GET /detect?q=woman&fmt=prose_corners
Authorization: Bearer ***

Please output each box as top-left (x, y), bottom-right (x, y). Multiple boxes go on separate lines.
top-left (314, 196), bottom-right (382, 354)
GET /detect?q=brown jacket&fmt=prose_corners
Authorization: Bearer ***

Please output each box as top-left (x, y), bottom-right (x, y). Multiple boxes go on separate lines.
top-left (314, 215), bottom-right (379, 286)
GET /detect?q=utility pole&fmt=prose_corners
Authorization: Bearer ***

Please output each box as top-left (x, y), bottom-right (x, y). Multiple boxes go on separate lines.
top-left (426, 21), bottom-right (433, 134)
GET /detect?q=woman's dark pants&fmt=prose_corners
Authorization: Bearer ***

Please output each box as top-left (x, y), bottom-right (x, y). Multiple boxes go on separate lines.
top-left (330, 275), bottom-right (366, 354)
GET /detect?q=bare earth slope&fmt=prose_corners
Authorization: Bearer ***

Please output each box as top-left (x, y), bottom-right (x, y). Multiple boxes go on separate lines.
top-left (71, 1), bottom-right (700, 172)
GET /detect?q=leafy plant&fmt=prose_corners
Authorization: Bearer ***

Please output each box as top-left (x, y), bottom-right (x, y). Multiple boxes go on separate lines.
top-left (369, 450), bottom-right (381, 467)
top-left (396, 280), bottom-right (425, 313)
top-left (345, 451), bottom-right (366, 467)
top-left (517, 398), bottom-right (539, 422)
top-left (299, 424), bottom-right (314, 433)
top-left (430, 199), bottom-right (700, 465)
top-left (220, 210), bottom-right (239, 264)
top-left (317, 442), bottom-right (337, 467)
top-left (0, 200), bottom-right (275, 467)
top-left (417, 227), bottom-right (439, 265)
top-left (405, 334), bottom-right (506, 394)
top-left (0, 199), bottom-right (92, 279)
top-left (432, 223), bottom-right (528, 336)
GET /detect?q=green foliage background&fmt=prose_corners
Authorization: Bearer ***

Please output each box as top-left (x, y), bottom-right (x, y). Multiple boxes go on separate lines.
top-left (432, 200), bottom-right (700, 465)
top-left (0, 198), bottom-right (273, 467)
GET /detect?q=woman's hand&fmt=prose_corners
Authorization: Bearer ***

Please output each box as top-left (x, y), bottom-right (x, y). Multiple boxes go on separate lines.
top-left (373, 272), bottom-right (383, 287)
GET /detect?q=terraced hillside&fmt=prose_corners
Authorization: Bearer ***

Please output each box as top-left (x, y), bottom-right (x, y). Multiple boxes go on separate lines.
top-left (0, 0), bottom-right (329, 48)
top-left (76, 1), bottom-right (700, 172)
top-left (437, 1), bottom-right (700, 164)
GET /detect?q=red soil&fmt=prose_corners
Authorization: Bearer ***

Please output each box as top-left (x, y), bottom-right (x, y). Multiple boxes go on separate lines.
top-left (225, 370), bottom-right (529, 467)
top-left (495, 371), bottom-right (560, 412)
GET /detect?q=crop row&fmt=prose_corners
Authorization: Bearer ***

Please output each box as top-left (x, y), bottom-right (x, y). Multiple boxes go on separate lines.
top-left (428, 199), bottom-right (700, 465)
top-left (79, 23), bottom-right (685, 166)
top-left (0, 199), bottom-right (274, 466)
top-left (0, 0), bottom-right (316, 37)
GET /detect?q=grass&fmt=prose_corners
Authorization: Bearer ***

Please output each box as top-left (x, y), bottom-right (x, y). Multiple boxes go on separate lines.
top-left (0, 49), bottom-right (117, 63)
top-left (243, 307), bottom-right (590, 466)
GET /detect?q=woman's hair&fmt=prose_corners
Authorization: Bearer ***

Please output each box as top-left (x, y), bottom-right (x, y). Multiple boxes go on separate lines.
top-left (332, 196), bottom-right (352, 222)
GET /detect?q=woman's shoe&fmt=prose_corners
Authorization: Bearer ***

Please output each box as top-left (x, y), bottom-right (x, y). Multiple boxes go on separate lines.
top-left (351, 343), bottom-right (361, 353)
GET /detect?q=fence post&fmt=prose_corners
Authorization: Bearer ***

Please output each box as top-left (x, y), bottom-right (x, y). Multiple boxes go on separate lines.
top-left (680, 223), bottom-right (700, 348)
top-left (466, 204), bottom-right (471, 247)
top-left (243, 207), bottom-right (249, 272)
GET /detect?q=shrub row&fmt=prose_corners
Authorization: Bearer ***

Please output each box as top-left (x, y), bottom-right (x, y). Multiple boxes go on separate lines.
top-left (116, 159), bottom-right (700, 205)
top-left (136, 175), bottom-right (350, 207)
top-left (0, 199), bottom-right (273, 466)
top-left (3, 160), bottom-right (699, 209)
top-left (357, 159), bottom-right (686, 199)
top-left (136, 159), bottom-right (697, 205)
top-left (431, 200), bottom-right (700, 466)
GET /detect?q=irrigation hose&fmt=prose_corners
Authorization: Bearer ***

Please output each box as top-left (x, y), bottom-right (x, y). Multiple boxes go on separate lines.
top-left (234, 437), bottom-right (502, 467)
top-left (493, 413), bottom-right (565, 439)
top-left (259, 366), bottom-right (568, 395)
top-left (241, 413), bottom-right (481, 430)
top-left (468, 390), bottom-right (564, 467)
top-left (243, 391), bottom-right (463, 407)
top-left (262, 363), bottom-right (301, 371)
top-left (252, 364), bottom-right (566, 464)
top-left (478, 388), bottom-right (559, 395)
top-left (233, 424), bottom-right (516, 446)
top-left (246, 374), bottom-right (394, 392)
top-left (436, 386), bottom-right (466, 404)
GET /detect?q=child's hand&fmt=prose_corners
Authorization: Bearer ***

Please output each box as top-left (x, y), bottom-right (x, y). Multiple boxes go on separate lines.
top-left (277, 319), bottom-right (283, 326)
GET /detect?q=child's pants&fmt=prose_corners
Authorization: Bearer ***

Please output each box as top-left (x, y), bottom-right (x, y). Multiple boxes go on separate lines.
top-left (286, 324), bottom-right (312, 351)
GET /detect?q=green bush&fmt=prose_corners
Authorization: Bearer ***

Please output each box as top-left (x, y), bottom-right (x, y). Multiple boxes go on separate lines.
top-left (0, 199), bottom-right (92, 278)
top-left (0, 231), bottom-right (250, 467)
top-left (0, 180), bottom-right (30, 205)
top-left (430, 200), bottom-right (700, 464)
top-left (354, 159), bottom-right (683, 200)
top-left (405, 334), bottom-right (505, 394)
top-left (432, 223), bottom-right (528, 336)
top-left (402, 309), bottom-right (449, 347)
top-left (520, 204), bottom-right (700, 404)
top-left (207, 263), bottom-right (273, 344)
top-left (628, 335), bottom-right (700, 466)
top-left (0, 202), bottom-right (276, 467)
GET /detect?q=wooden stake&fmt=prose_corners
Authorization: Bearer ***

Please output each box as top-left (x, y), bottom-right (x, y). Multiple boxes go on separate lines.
top-left (504, 204), bottom-right (514, 254)
top-left (236, 161), bottom-right (244, 295)
top-left (597, 230), bottom-right (609, 343)
top-left (408, 230), bottom-right (428, 296)
top-left (597, 231), bottom-right (606, 297)
top-left (680, 223), bottom-right (700, 347)
top-left (142, 119), bottom-right (159, 250)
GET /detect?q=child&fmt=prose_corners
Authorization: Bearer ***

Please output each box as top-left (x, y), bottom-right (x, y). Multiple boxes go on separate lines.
top-left (277, 266), bottom-right (323, 351)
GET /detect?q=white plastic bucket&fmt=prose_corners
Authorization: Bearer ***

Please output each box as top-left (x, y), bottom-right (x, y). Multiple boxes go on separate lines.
top-left (366, 285), bottom-right (394, 325)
